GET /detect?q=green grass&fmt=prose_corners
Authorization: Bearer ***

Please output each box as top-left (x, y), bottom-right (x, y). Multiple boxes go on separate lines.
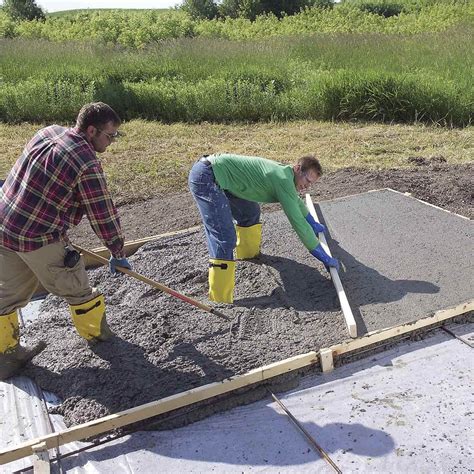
top-left (0, 1), bottom-right (472, 125)
top-left (1, 120), bottom-right (472, 202)
top-left (0, 27), bottom-right (472, 125)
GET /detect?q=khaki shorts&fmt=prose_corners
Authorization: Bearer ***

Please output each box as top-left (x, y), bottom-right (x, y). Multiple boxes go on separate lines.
top-left (0, 242), bottom-right (95, 314)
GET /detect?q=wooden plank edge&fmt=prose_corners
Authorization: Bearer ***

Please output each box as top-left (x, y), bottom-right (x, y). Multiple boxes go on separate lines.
top-left (305, 193), bottom-right (357, 338)
top-left (319, 348), bottom-right (334, 373)
top-left (319, 187), bottom-right (470, 221)
top-left (317, 187), bottom-right (391, 204)
top-left (85, 225), bottom-right (201, 266)
top-left (327, 299), bottom-right (474, 356)
top-left (0, 351), bottom-right (318, 465)
top-left (32, 442), bottom-right (50, 474)
top-left (4, 300), bottom-right (471, 465)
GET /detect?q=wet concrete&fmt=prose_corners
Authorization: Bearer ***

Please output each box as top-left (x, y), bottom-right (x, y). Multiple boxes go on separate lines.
top-left (21, 189), bottom-right (472, 428)
top-left (23, 217), bottom-right (347, 427)
top-left (318, 189), bottom-right (473, 334)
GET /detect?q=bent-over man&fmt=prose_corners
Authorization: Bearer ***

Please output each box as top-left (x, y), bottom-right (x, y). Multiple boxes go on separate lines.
top-left (188, 153), bottom-right (339, 303)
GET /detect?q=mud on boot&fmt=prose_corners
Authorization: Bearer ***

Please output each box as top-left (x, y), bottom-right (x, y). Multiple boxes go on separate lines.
top-left (0, 341), bottom-right (46, 381)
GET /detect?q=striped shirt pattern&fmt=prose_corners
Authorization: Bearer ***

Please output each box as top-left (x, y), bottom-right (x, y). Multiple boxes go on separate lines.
top-left (0, 125), bottom-right (125, 257)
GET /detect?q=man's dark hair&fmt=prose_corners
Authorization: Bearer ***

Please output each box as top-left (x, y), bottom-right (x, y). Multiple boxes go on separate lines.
top-left (297, 155), bottom-right (323, 177)
top-left (76, 102), bottom-right (121, 131)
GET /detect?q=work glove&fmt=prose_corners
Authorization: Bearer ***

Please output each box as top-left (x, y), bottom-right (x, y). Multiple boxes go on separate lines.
top-left (306, 213), bottom-right (327, 235)
top-left (108, 256), bottom-right (132, 276)
top-left (310, 244), bottom-right (340, 272)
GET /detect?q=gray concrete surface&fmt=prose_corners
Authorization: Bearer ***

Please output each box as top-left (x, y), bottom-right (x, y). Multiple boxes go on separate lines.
top-left (318, 189), bottom-right (473, 334)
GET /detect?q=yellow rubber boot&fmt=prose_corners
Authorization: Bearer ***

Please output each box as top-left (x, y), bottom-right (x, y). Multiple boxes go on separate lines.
top-left (70, 294), bottom-right (113, 341)
top-left (209, 259), bottom-right (236, 304)
top-left (0, 310), bottom-right (20, 354)
top-left (0, 310), bottom-right (46, 381)
top-left (235, 223), bottom-right (262, 260)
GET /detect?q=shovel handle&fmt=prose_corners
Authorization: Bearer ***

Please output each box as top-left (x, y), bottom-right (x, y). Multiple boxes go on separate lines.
top-left (74, 245), bottom-right (230, 321)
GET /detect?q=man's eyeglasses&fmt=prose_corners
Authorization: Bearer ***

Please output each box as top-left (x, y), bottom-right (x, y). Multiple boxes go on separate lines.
top-left (97, 129), bottom-right (123, 141)
top-left (302, 171), bottom-right (317, 186)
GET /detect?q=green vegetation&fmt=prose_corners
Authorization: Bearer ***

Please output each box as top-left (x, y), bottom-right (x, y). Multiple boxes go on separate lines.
top-left (0, 1), bottom-right (472, 125)
top-left (1, 1), bottom-right (472, 45)
top-left (46, 9), bottom-right (168, 18)
top-left (2, 0), bottom-right (44, 21)
top-left (1, 120), bottom-right (472, 200)
top-left (181, 0), bottom-right (333, 21)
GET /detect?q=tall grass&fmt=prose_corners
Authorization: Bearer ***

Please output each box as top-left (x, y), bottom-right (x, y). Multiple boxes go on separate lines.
top-left (0, 1), bottom-right (472, 125)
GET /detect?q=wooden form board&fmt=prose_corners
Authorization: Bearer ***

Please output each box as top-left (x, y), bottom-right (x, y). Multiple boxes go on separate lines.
top-left (81, 225), bottom-right (200, 268)
top-left (0, 352), bottom-right (318, 465)
top-left (305, 193), bottom-right (357, 338)
top-left (330, 300), bottom-right (473, 356)
top-left (389, 188), bottom-right (471, 221)
top-left (1, 299), bottom-right (472, 466)
top-left (31, 442), bottom-right (50, 473)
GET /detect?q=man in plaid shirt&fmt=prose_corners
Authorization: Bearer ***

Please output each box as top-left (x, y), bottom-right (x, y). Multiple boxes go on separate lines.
top-left (0, 102), bottom-right (131, 380)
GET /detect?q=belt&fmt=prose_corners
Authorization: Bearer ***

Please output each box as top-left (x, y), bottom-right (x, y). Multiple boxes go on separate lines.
top-left (199, 156), bottom-right (211, 166)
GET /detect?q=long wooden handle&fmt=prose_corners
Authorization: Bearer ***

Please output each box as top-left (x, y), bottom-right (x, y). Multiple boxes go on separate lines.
top-left (305, 194), bottom-right (357, 338)
top-left (74, 245), bottom-right (230, 321)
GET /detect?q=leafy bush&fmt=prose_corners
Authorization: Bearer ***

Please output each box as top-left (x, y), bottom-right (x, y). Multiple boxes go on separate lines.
top-left (180, 0), bottom-right (218, 20)
top-left (1, 1), bottom-right (472, 44)
top-left (358, 3), bottom-right (404, 17)
top-left (0, 11), bottom-right (16, 38)
top-left (218, 0), bottom-right (330, 20)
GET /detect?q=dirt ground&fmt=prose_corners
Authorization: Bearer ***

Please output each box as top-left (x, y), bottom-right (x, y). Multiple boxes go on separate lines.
top-left (22, 161), bottom-right (473, 428)
top-left (70, 160), bottom-right (473, 249)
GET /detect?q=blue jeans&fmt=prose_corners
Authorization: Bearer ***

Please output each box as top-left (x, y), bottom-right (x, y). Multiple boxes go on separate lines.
top-left (188, 159), bottom-right (260, 260)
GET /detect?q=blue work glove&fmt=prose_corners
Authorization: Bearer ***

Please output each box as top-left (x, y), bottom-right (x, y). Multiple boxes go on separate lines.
top-left (108, 256), bottom-right (132, 276)
top-left (306, 213), bottom-right (327, 235)
top-left (310, 244), bottom-right (340, 272)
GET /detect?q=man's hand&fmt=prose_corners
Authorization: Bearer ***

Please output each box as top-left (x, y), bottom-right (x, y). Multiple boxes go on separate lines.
top-left (306, 213), bottom-right (327, 235)
top-left (108, 256), bottom-right (132, 276)
top-left (310, 244), bottom-right (340, 272)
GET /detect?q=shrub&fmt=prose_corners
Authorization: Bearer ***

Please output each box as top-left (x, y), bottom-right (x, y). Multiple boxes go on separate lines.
top-left (180, 0), bottom-right (218, 20)
top-left (0, 79), bottom-right (95, 122)
top-left (358, 3), bottom-right (404, 18)
top-left (0, 11), bottom-right (17, 38)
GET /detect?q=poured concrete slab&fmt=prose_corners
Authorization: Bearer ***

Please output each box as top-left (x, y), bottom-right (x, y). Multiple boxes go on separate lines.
top-left (317, 189), bottom-right (473, 334)
top-left (51, 325), bottom-right (473, 473)
top-left (16, 188), bottom-right (473, 428)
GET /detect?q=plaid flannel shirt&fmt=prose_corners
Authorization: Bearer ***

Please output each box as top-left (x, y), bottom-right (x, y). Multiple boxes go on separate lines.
top-left (0, 125), bottom-right (125, 257)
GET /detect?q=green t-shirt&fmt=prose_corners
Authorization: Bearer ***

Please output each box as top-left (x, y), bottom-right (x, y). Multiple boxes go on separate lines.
top-left (208, 153), bottom-right (318, 251)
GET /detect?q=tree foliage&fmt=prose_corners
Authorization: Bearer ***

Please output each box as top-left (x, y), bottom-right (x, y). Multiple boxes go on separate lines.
top-left (181, 0), bottom-right (334, 21)
top-left (219, 0), bottom-right (333, 20)
top-left (358, 3), bottom-right (403, 17)
top-left (180, 0), bottom-right (218, 19)
top-left (2, 0), bottom-right (45, 21)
